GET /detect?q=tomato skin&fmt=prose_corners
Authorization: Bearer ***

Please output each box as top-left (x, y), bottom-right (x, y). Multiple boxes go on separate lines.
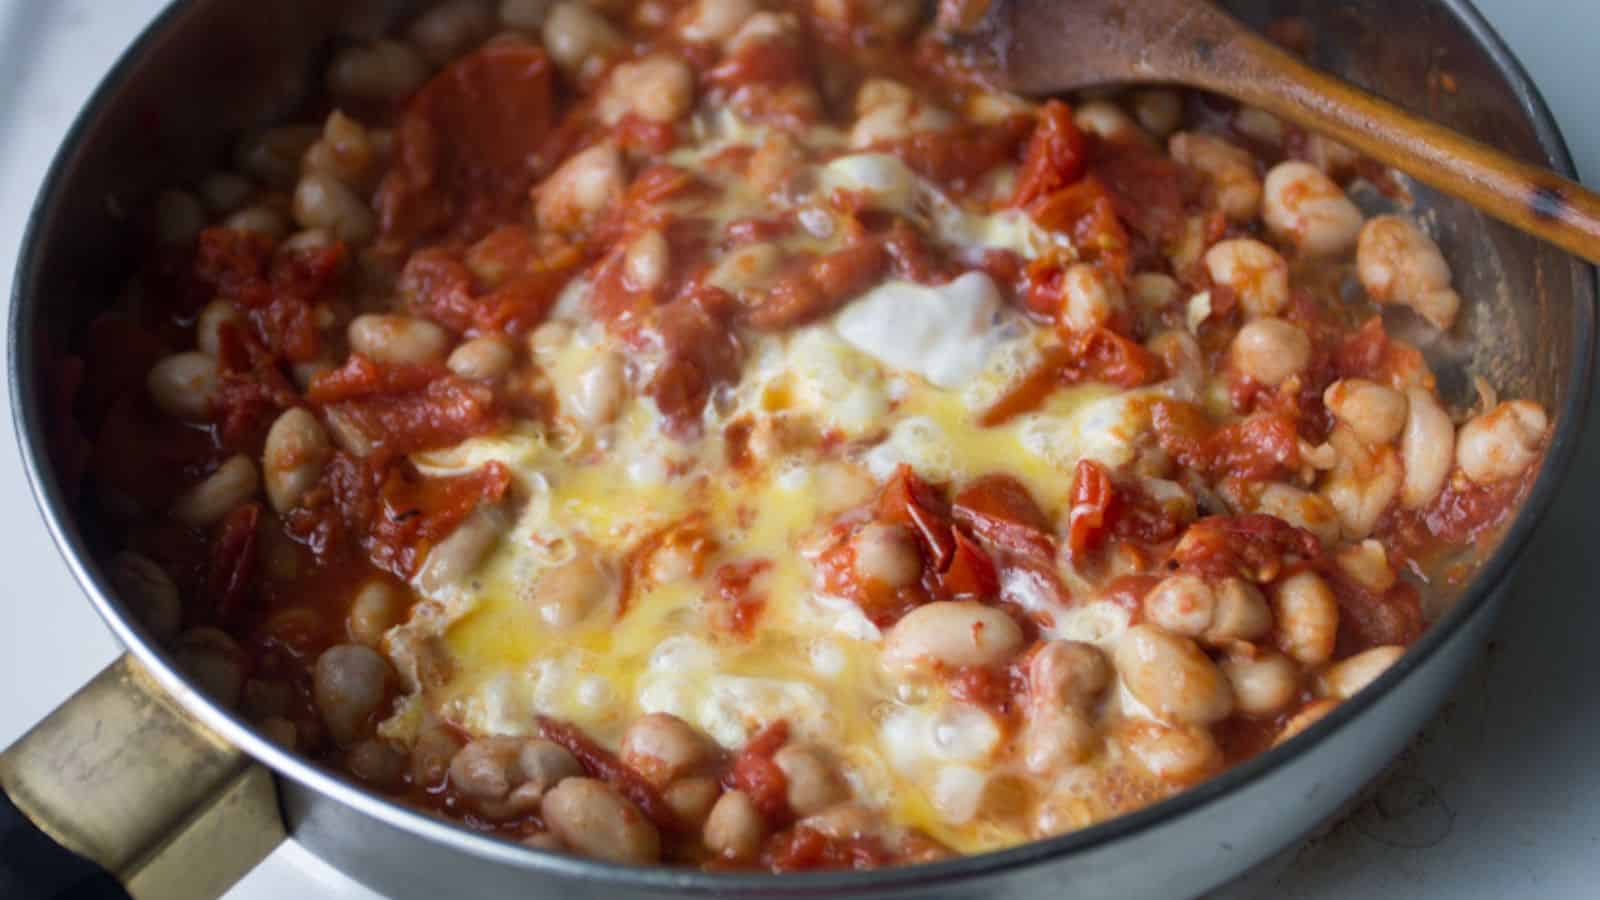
top-left (538, 715), bottom-right (683, 834)
top-left (979, 329), bottom-right (1164, 427)
top-left (1169, 514), bottom-right (1322, 582)
top-left (1012, 100), bottom-right (1089, 209)
top-left (953, 474), bottom-right (1054, 560)
top-left (725, 721), bottom-right (792, 823)
top-left (1066, 459), bottom-right (1115, 561)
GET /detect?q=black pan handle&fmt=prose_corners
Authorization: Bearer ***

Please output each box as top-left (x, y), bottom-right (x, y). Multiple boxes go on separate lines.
top-left (0, 786), bottom-right (130, 900)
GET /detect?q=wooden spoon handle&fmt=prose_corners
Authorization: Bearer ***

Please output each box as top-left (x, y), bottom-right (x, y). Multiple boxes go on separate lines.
top-left (1188, 22), bottom-right (1600, 263)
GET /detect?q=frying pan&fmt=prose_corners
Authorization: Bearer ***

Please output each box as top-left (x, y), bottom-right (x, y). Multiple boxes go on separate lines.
top-left (2, 1), bottom-right (1592, 898)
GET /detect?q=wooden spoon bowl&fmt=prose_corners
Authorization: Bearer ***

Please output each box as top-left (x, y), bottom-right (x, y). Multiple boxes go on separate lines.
top-left (958, 0), bottom-right (1600, 264)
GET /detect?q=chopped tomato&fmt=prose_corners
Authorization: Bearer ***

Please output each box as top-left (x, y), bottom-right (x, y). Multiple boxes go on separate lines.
top-left (1066, 459), bottom-right (1115, 560)
top-left (980, 329), bottom-right (1164, 427)
top-left (745, 240), bottom-right (888, 330)
top-left (725, 721), bottom-right (791, 823)
top-left (765, 826), bottom-right (895, 872)
top-left (538, 715), bottom-right (683, 834)
top-left (208, 502), bottom-right (261, 626)
top-left (644, 289), bottom-right (743, 438)
top-left (1169, 514), bottom-right (1322, 582)
top-left (953, 474), bottom-right (1054, 560)
top-left (1012, 100), bottom-right (1088, 208)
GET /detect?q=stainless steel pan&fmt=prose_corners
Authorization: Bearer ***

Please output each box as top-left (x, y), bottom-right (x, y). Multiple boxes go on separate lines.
top-left (3, 2), bottom-right (1593, 898)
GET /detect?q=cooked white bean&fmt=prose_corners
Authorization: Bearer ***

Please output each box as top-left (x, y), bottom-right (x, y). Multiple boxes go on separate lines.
top-left (1170, 132), bottom-right (1261, 222)
top-left (303, 111), bottom-right (375, 187)
top-left (172, 455), bottom-right (259, 527)
top-left (1143, 574), bottom-right (1214, 638)
top-left (1061, 263), bottom-right (1125, 332)
top-left (600, 55), bottom-right (695, 125)
top-left (263, 408), bottom-right (331, 513)
top-left (1335, 539), bottom-right (1397, 595)
top-left (1272, 571), bottom-right (1339, 667)
top-left (411, 725), bottom-right (466, 789)
top-left (1401, 387), bottom-right (1455, 508)
top-left (199, 172), bottom-right (254, 215)
top-left (1026, 640), bottom-right (1110, 710)
top-left (542, 778), bottom-right (662, 864)
top-left (500, 0), bottom-right (552, 28)
top-left (1254, 483), bottom-right (1342, 547)
top-left (1304, 134), bottom-right (1360, 177)
top-left (1263, 161), bottom-right (1363, 257)
top-left (293, 172), bottom-right (376, 244)
top-left (108, 552), bottom-right (182, 641)
top-left (622, 228), bottom-right (670, 292)
top-left (347, 580), bottom-right (402, 647)
top-left (681, 0), bottom-right (757, 43)
top-left (348, 314), bottom-right (450, 365)
top-left (1208, 578), bottom-right (1272, 643)
top-left (409, 0), bottom-right (496, 65)
top-left (236, 126), bottom-right (320, 189)
top-left (1074, 100), bottom-right (1151, 147)
top-left (417, 505), bottom-right (513, 593)
top-left (1021, 706), bottom-right (1098, 773)
top-left (567, 349), bottom-right (626, 427)
top-left (882, 602), bottom-right (1025, 673)
top-left (1221, 650), bottom-right (1299, 715)
top-left (1113, 625), bottom-right (1233, 725)
top-left (851, 79), bottom-right (953, 148)
top-left (662, 775), bottom-right (721, 827)
top-left (773, 744), bottom-right (848, 816)
top-left (314, 643), bottom-right (391, 746)
top-left (621, 713), bottom-right (710, 787)
top-left (447, 337), bottom-right (515, 381)
top-left (1131, 89), bottom-right (1182, 138)
top-left (195, 300), bottom-right (242, 358)
top-left (175, 627), bottom-right (245, 707)
top-left (148, 352), bottom-right (220, 421)
top-left (542, 2), bottom-right (622, 76)
top-left (1275, 698), bottom-right (1338, 745)
top-left (530, 548), bottom-right (618, 627)
top-left (1320, 645), bottom-right (1406, 699)
top-left (156, 190), bottom-right (205, 245)
top-left (703, 790), bottom-right (763, 861)
top-left (1204, 239), bottom-right (1288, 318)
top-left (327, 40), bottom-right (429, 103)
top-left (851, 522), bottom-right (921, 589)
top-left (726, 10), bottom-right (797, 53)
top-left (1356, 214), bottom-right (1460, 330)
top-left (224, 205), bottom-right (290, 239)
top-left (347, 738), bottom-right (408, 788)
top-left (1456, 400), bottom-right (1548, 484)
top-left (1131, 273), bottom-right (1181, 309)
top-left (535, 143), bottom-right (625, 233)
top-left (1119, 720), bottom-right (1221, 783)
top-left (1322, 424), bottom-right (1403, 538)
top-left (1325, 379), bottom-right (1408, 446)
top-left (1233, 107), bottom-right (1285, 146)
top-left (520, 739), bottom-right (584, 794)
top-left (1231, 318), bottom-right (1311, 387)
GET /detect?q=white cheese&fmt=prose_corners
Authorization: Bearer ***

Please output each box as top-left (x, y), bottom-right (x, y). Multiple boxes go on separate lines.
top-left (834, 273), bottom-right (1010, 390)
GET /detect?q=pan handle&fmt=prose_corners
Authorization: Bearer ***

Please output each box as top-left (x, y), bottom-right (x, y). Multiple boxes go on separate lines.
top-left (0, 654), bottom-right (285, 900)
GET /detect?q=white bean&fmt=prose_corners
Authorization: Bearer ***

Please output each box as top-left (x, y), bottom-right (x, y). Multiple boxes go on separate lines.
top-left (1263, 161), bottom-right (1363, 257)
top-left (409, 0), bottom-right (496, 65)
top-left (1021, 706), bottom-right (1099, 773)
top-left (663, 776), bottom-right (721, 827)
top-left (1208, 578), bottom-right (1272, 643)
top-left (881, 602), bottom-right (1025, 673)
top-left (1272, 572), bottom-right (1339, 667)
top-left (172, 455), bottom-right (260, 527)
top-left (623, 229), bottom-right (671, 292)
top-left (303, 111), bottom-right (375, 187)
top-left (148, 352), bottom-right (220, 422)
top-left (773, 744), bottom-right (848, 815)
top-left (195, 300), bottom-right (242, 358)
top-left (1275, 698), bottom-right (1338, 745)
top-left (348, 314), bottom-right (450, 365)
top-left (1131, 273), bottom-right (1181, 309)
top-left (599, 55), bottom-right (695, 125)
top-left (530, 547), bottom-right (617, 627)
top-left (1131, 89), bottom-right (1182, 138)
top-left (1231, 318), bottom-right (1311, 387)
top-left (1142, 574), bottom-right (1215, 638)
top-left (1233, 108), bottom-right (1285, 146)
top-left (535, 143), bottom-right (625, 233)
top-left (542, 3), bottom-right (622, 76)
top-left (347, 580), bottom-right (403, 647)
top-left (314, 643), bottom-right (392, 746)
top-left (327, 40), bottom-right (429, 104)
top-left (1221, 650), bottom-right (1299, 715)
top-left (417, 505), bottom-right (513, 593)
top-left (1204, 239), bottom-right (1288, 318)
top-left (1119, 720), bottom-right (1221, 784)
top-left (1113, 625), bottom-right (1233, 725)
top-left (293, 172), bottom-right (376, 245)
top-left (1325, 379), bottom-right (1409, 446)
top-left (703, 790), bottom-right (763, 861)
top-left (1401, 387), bottom-right (1455, 508)
top-left (175, 628), bottom-right (245, 707)
top-left (1026, 640), bottom-right (1110, 711)
top-left (1169, 132), bottom-right (1261, 222)
top-left (1074, 101), bottom-right (1151, 147)
top-left (621, 713), bottom-right (710, 787)
top-left (1356, 214), bottom-right (1460, 330)
top-left (1321, 424), bottom-right (1403, 538)
top-left (108, 552), bottom-right (182, 641)
top-left (1320, 645), bottom-right (1406, 699)
top-left (851, 522), bottom-right (922, 589)
top-left (681, 0), bottom-right (758, 43)
top-left (224, 205), bottom-right (289, 239)
top-left (1456, 400), bottom-right (1548, 484)
top-left (347, 738), bottom-right (408, 788)
top-left (1254, 483), bottom-right (1342, 547)
top-left (447, 337), bottom-right (515, 381)
top-left (567, 349), bottom-right (626, 427)
top-left (541, 778), bottom-right (662, 864)
top-left (263, 408), bottom-right (331, 513)
top-left (1060, 263), bottom-right (1125, 332)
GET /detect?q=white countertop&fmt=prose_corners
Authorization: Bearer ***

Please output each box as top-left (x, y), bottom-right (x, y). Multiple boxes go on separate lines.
top-left (1, 2), bottom-right (1596, 898)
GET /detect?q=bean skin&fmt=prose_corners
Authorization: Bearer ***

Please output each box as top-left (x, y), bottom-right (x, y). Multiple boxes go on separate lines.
top-left (541, 777), bottom-right (662, 865)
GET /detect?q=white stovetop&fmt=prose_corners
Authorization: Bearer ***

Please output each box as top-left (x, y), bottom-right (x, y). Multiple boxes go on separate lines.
top-left (2, 2), bottom-right (1597, 898)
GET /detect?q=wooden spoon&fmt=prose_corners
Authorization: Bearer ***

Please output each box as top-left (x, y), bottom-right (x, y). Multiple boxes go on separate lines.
top-left (958, 0), bottom-right (1600, 264)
